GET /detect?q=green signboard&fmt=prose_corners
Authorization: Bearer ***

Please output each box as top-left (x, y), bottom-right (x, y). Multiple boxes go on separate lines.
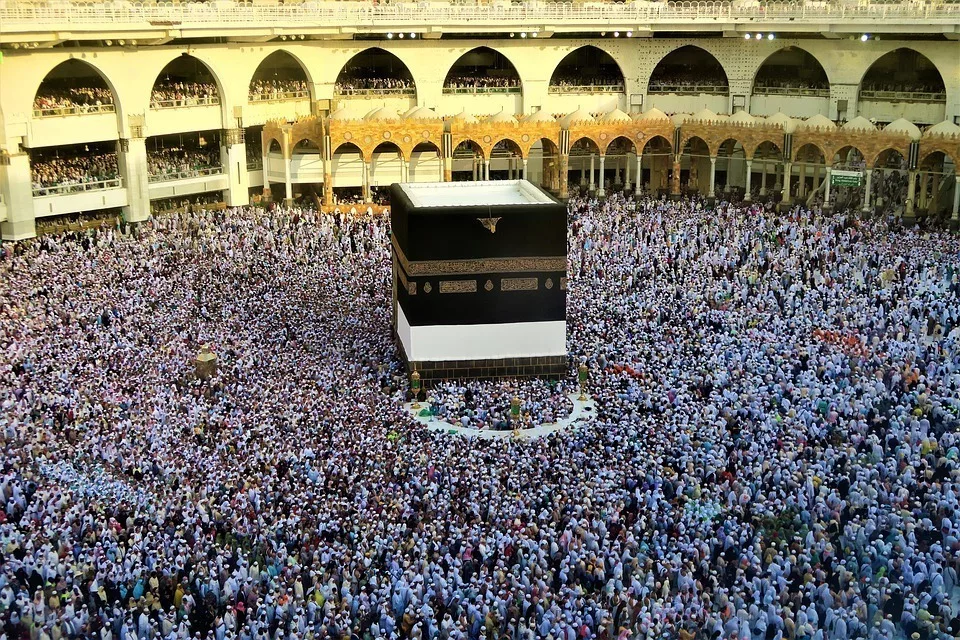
top-left (831, 169), bottom-right (863, 187)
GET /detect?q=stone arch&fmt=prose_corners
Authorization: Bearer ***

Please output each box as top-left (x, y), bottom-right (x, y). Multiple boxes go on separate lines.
top-left (549, 45), bottom-right (626, 91)
top-left (602, 135), bottom-right (637, 156)
top-left (871, 147), bottom-right (908, 169)
top-left (647, 45), bottom-right (729, 95)
top-left (443, 47), bottom-right (522, 94)
top-left (792, 141), bottom-right (827, 164)
top-left (747, 138), bottom-right (783, 161)
top-left (491, 137), bottom-right (525, 159)
top-left (640, 135), bottom-right (673, 155)
top-left (569, 135), bottom-right (603, 155)
top-left (333, 141), bottom-right (365, 162)
top-left (267, 138), bottom-right (283, 154)
top-left (858, 47), bottom-right (947, 97)
top-left (32, 59), bottom-right (122, 120)
top-left (751, 46), bottom-right (831, 94)
top-left (918, 149), bottom-right (957, 171)
top-left (292, 137), bottom-right (322, 152)
top-left (831, 144), bottom-right (867, 169)
top-left (335, 47), bottom-right (417, 98)
top-left (716, 137), bottom-right (746, 159)
top-left (681, 135), bottom-right (711, 158)
top-left (248, 50), bottom-right (313, 100)
top-left (453, 139), bottom-right (485, 161)
top-left (373, 140), bottom-right (406, 161)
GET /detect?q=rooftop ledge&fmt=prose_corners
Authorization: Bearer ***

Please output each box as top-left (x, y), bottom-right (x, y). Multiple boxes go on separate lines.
top-left (1, 0), bottom-right (959, 40)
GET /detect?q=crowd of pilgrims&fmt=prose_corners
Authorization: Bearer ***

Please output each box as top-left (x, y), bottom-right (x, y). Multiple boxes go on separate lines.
top-left (334, 78), bottom-right (413, 93)
top-left (442, 77), bottom-right (520, 90)
top-left (30, 154), bottom-right (119, 193)
top-left (33, 88), bottom-right (114, 113)
top-left (147, 149), bottom-right (222, 180)
top-left (249, 80), bottom-right (310, 100)
top-left (549, 75), bottom-right (624, 90)
top-left (0, 191), bottom-right (959, 640)
top-left (149, 83), bottom-right (219, 107)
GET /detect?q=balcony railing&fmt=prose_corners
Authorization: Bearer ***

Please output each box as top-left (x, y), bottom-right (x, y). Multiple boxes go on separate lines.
top-left (443, 86), bottom-right (522, 95)
top-left (150, 96), bottom-right (221, 109)
top-left (148, 166), bottom-right (224, 183)
top-left (548, 84), bottom-right (625, 94)
top-left (33, 103), bottom-right (116, 118)
top-left (249, 90), bottom-right (310, 102)
top-left (3, 1), bottom-right (959, 32)
top-left (32, 177), bottom-right (123, 197)
top-left (859, 89), bottom-right (947, 102)
top-left (752, 86), bottom-right (830, 98)
top-left (648, 84), bottom-right (729, 95)
top-left (247, 160), bottom-right (263, 171)
top-left (334, 87), bottom-right (416, 97)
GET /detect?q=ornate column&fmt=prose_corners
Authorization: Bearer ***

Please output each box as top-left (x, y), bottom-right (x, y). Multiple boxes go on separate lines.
top-left (484, 159), bottom-right (491, 181)
top-left (951, 173), bottom-right (959, 227)
top-left (262, 141), bottom-right (272, 203)
top-left (928, 173), bottom-right (940, 215)
top-left (0, 151), bottom-right (38, 240)
top-left (624, 153), bottom-right (632, 193)
top-left (597, 155), bottom-right (606, 197)
top-left (635, 153), bottom-right (643, 194)
top-left (522, 157), bottom-right (528, 181)
top-left (362, 161), bottom-right (371, 202)
top-left (589, 154), bottom-right (596, 191)
top-left (708, 156), bottom-right (717, 200)
top-left (744, 159), bottom-right (753, 202)
top-left (283, 154), bottom-right (293, 207)
top-left (797, 161), bottom-right (806, 198)
top-left (670, 157), bottom-right (681, 197)
top-left (323, 135), bottom-right (333, 207)
top-left (759, 159), bottom-right (768, 196)
top-left (220, 128), bottom-right (250, 208)
top-left (919, 172), bottom-right (929, 210)
top-left (559, 154), bottom-right (569, 199)
top-left (905, 170), bottom-right (917, 218)
top-left (813, 164), bottom-right (821, 196)
top-left (823, 167), bottom-right (833, 211)
top-left (780, 162), bottom-right (792, 208)
top-left (117, 137), bottom-right (150, 223)
top-left (472, 158), bottom-right (479, 181)
top-left (441, 133), bottom-right (452, 182)
top-left (862, 168), bottom-right (873, 214)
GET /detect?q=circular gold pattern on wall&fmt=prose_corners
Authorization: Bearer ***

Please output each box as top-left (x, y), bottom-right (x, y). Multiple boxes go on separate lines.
top-left (343, 132), bottom-right (353, 140)
top-left (484, 279), bottom-right (493, 291)
top-left (521, 134), bottom-right (530, 142)
top-left (403, 135), bottom-right (412, 144)
top-left (423, 282), bottom-right (432, 294)
top-left (364, 135), bottom-right (373, 144)
top-left (383, 131), bottom-right (391, 140)
top-left (483, 135), bottom-right (492, 143)
top-left (545, 278), bottom-right (554, 290)
top-left (421, 131), bottom-right (430, 139)
top-left (636, 133), bottom-right (645, 141)
top-left (599, 133), bottom-right (608, 140)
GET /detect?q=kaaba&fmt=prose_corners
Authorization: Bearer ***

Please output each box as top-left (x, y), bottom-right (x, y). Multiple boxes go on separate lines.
top-left (390, 180), bottom-right (568, 383)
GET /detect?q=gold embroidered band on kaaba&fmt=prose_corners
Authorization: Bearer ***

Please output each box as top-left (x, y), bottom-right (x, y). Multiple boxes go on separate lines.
top-left (392, 236), bottom-right (566, 277)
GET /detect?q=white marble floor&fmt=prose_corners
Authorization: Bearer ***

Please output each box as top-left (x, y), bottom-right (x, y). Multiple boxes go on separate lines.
top-left (403, 392), bottom-right (597, 440)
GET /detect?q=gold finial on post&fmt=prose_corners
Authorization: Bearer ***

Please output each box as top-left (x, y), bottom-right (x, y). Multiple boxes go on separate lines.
top-left (410, 370), bottom-right (421, 410)
top-left (578, 363), bottom-right (589, 401)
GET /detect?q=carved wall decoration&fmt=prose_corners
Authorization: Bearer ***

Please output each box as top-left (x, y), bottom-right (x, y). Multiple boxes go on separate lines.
top-left (501, 277), bottom-right (539, 292)
top-left (439, 280), bottom-right (478, 294)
